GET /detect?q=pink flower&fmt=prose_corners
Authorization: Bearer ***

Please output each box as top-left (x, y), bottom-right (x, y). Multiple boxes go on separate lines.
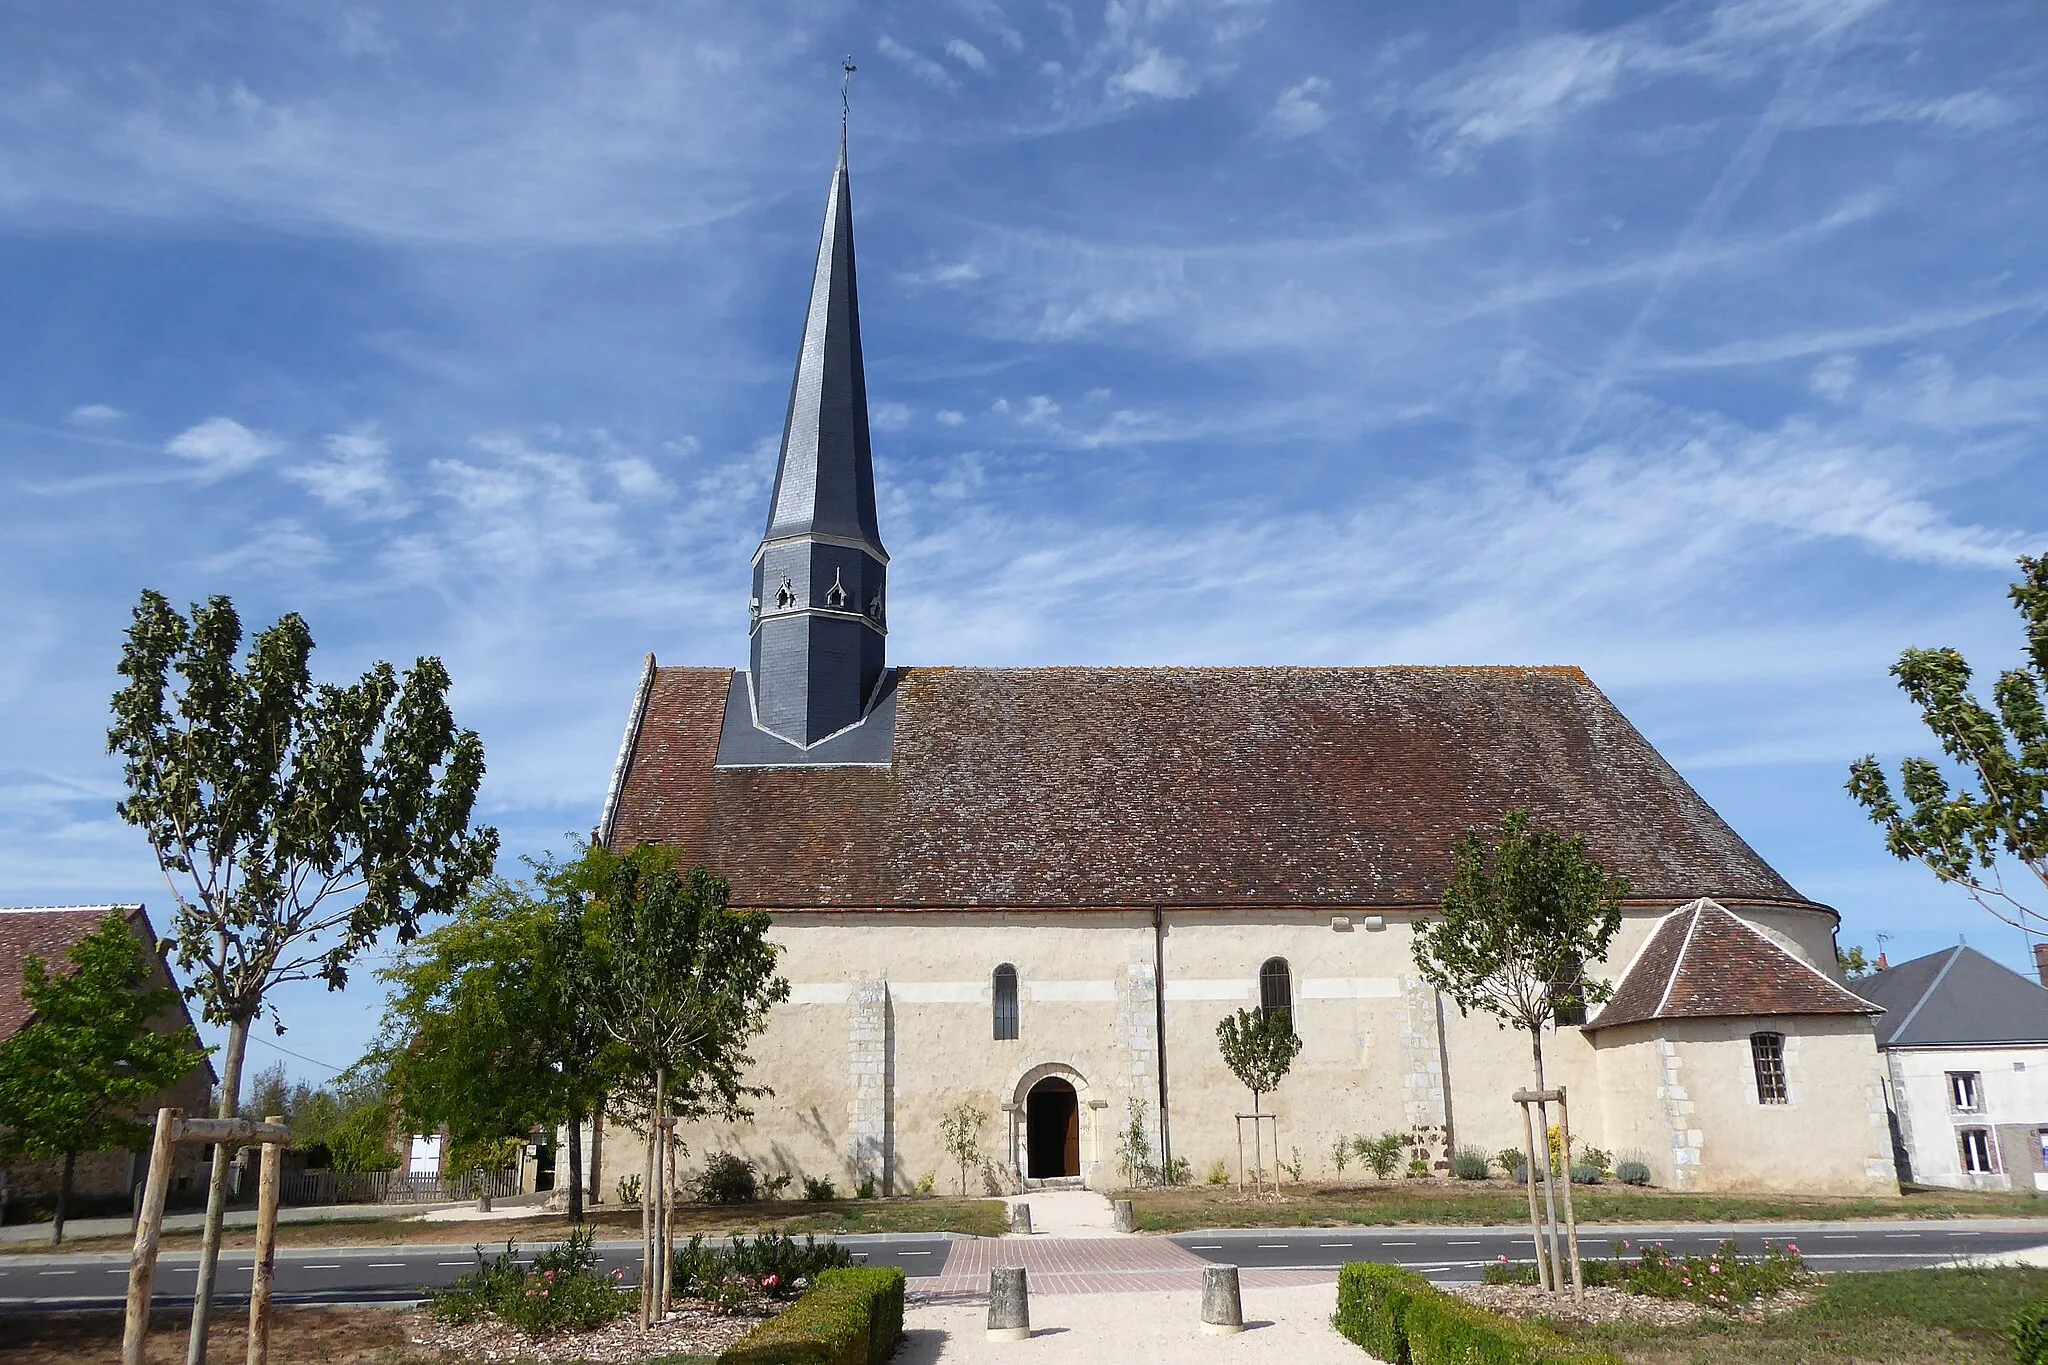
top-left (763, 1275), bottom-right (781, 1289)
top-left (1786, 1244), bottom-right (1799, 1255)
top-left (1681, 1277), bottom-right (1692, 1287)
top-left (1708, 1264), bottom-right (1720, 1275)
top-left (612, 1269), bottom-right (625, 1281)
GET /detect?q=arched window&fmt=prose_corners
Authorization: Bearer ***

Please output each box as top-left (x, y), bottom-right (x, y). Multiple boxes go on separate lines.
top-left (1259, 957), bottom-right (1293, 1033)
top-left (993, 964), bottom-right (1019, 1041)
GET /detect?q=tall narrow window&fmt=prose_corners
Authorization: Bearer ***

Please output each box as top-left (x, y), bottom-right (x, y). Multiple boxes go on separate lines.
top-left (1550, 957), bottom-right (1588, 1027)
top-left (993, 964), bottom-right (1019, 1041)
top-left (1259, 957), bottom-right (1294, 1033)
top-left (1750, 1031), bottom-right (1788, 1104)
top-left (1948, 1072), bottom-right (1983, 1112)
top-left (1960, 1128), bottom-right (1995, 1174)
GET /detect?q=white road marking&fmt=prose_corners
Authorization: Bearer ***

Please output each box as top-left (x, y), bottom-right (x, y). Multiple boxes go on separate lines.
top-left (438, 1261), bottom-right (472, 1267)
top-left (303, 1265), bottom-right (340, 1271)
top-left (899, 1251), bottom-right (932, 1256)
top-left (1256, 1245), bottom-right (1289, 1250)
top-left (1319, 1243), bottom-right (1354, 1249)
top-left (1823, 1235), bottom-right (1855, 1240)
top-left (368, 1262), bottom-right (406, 1269)
top-left (38, 1270), bottom-right (76, 1276)
top-left (1948, 1232), bottom-right (1982, 1237)
top-left (1449, 1240), bottom-right (1480, 1246)
top-left (1884, 1234), bottom-right (1921, 1239)
top-left (1380, 1241), bottom-right (1417, 1247)
top-left (1190, 1245), bottom-right (1222, 1250)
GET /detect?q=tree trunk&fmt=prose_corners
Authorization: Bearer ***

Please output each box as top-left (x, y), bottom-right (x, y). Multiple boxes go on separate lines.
top-left (1251, 1089), bottom-right (1264, 1199)
top-left (53, 1149), bottom-right (75, 1246)
top-left (650, 1068), bottom-right (667, 1323)
top-left (660, 1104), bottom-right (677, 1317)
top-left (567, 1106), bottom-right (585, 1223)
top-left (187, 1013), bottom-right (249, 1365)
top-left (589, 1105), bottom-right (603, 1205)
top-left (1531, 1030), bottom-right (1563, 1295)
top-left (639, 1095), bottom-right (656, 1329)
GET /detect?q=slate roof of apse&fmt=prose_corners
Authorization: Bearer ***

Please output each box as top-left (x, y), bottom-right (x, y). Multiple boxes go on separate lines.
top-left (1855, 945), bottom-right (2048, 1047)
top-left (1584, 898), bottom-right (1879, 1032)
top-left (605, 666), bottom-right (1816, 911)
top-left (0, 905), bottom-right (218, 1082)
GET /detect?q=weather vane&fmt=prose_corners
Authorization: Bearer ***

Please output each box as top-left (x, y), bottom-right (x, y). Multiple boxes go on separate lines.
top-left (842, 54), bottom-right (856, 128)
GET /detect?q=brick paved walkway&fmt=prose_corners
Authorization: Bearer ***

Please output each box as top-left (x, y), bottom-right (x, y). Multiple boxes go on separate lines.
top-left (912, 1236), bottom-right (1337, 1300)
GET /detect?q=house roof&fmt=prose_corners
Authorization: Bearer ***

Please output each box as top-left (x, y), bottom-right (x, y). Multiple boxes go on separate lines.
top-left (0, 905), bottom-right (218, 1082)
top-left (1856, 945), bottom-right (2048, 1047)
top-left (1584, 898), bottom-right (1879, 1032)
top-left (606, 665), bottom-right (1819, 912)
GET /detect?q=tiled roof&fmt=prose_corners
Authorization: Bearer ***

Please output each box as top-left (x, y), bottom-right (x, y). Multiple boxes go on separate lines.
top-left (1585, 898), bottom-right (1878, 1031)
top-left (1856, 946), bottom-right (2048, 1047)
top-left (0, 906), bottom-right (217, 1082)
top-left (607, 666), bottom-right (1814, 911)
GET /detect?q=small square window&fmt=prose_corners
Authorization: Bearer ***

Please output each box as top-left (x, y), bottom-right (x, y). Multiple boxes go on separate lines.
top-left (1948, 1072), bottom-right (1983, 1112)
top-left (1750, 1032), bottom-right (1787, 1104)
top-left (1960, 1128), bottom-right (1995, 1174)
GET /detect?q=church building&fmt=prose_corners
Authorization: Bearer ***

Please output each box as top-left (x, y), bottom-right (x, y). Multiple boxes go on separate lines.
top-left (594, 136), bottom-right (1897, 1198)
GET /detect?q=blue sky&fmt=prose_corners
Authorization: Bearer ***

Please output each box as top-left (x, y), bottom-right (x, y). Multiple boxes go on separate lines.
top-left (2, 0), bottom-right (2044, 1082)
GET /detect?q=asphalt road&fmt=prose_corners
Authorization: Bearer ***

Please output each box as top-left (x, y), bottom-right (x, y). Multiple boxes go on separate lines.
top-left (0, 1235), bottom-right (959, 1312)
top-left (1169, 1222), bottom-right (2048, 1283)
top-left (3, 1222), bottom-right (2044, 1311)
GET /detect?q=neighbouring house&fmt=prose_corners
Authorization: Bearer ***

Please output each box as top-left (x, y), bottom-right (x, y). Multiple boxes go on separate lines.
top-left (585, 131), bottom-right (1900, 1200)
top-left (1855, 944), bottom-right (2048, 1191)
top-left (0, 905), bottom-right (216, 1217)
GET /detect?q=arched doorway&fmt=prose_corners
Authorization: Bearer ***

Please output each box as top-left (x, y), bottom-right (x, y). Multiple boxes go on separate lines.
top-left (1024, 1076), bottom-right (1080, 1178)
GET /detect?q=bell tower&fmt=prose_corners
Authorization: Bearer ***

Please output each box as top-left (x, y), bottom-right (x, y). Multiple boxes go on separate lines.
top-left (748, 131), bottom-right (889, 747)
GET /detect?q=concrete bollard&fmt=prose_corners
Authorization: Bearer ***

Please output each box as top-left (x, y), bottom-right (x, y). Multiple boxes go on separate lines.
top-left (987, 1266), bottom-right (1031, 1341)
top-left (475, 1192), bottom-right (492, 1214)
top-left (1009, 1203), bottom-right (1033, 1234)
top-left (1200, 1263), bottom-right (1245, 1335)
top-left (1112, 1199), bottom-right (1135, 1233)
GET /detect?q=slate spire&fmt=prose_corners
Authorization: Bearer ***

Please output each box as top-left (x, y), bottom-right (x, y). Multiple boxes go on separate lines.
top-left (748, 132), bottom-right (890, 747)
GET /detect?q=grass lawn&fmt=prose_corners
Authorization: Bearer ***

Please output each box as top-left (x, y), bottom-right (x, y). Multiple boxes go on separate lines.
top-left (0, 1305), bottom-right (429, 1364)
top-left (1130, 1179), bottom-right (2048, 1231)
top-left (0, 1196), bottom-right (1009, 1257)
top-left (1544, 1267), bottom-right (2048, 1364)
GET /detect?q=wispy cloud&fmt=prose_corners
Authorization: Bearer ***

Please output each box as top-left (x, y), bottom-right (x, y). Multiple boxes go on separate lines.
top-left (1265, 76), bottom-right (1331, 137)
top-left (878, 35), bottom-right (960, 93)
top-left (165, 417), bottom-right (281, 478)
top-left (946, 38), bottom-right (990, 73)
top-left (67, 404), bottom-right (123, 426)
top-left (283, 428), bottom-right (410, 518)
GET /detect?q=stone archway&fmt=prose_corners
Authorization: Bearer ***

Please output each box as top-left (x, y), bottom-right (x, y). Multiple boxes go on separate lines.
top-left (1024, 1076), bottom-right (1080, 1178)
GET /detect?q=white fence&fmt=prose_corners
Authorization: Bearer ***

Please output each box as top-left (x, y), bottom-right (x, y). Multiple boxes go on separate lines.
top-left (279, 1168), bottom-right (521, 1206)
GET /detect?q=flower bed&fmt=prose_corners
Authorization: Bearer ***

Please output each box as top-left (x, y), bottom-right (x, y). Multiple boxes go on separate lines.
top-left (1480, 1238), bottom-right (1811, 1311)
top-left (427, 1228), bottom-right (636, 1336)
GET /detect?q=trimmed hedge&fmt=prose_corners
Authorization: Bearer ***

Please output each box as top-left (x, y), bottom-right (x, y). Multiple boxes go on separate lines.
top-left (1403, 1290), bottom-right (1623, 1365)
top-left (1332, 1262), bottom-right (1623, 1365)
top-left (1334, 1263), bottom-right (1434, 1364)
top-left (719, 1266), bottom-right (906, 1365)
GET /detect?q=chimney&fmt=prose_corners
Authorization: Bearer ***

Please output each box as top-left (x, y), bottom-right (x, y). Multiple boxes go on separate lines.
top-left (2033, 943), bottom-right (2048, 989)
top-left (1876, 951), bottom-right (1888, 971)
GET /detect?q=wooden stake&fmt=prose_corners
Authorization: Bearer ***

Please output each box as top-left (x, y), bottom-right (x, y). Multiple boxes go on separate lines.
top-left (247, 1119), bottom-right (283, 1365)
top-left (1555, 1089), bottom-right (1584, 1300)
top-left (123, 1107), bottom-right (181, 1365)
top-left (1517, 1100), bottom-right (1552, 1294)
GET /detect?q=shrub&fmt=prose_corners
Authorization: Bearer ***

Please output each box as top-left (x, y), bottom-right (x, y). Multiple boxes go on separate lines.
top-left (915, 1171), bottom-right (936, 1195)
top-left (616, 1174), bottom-right (642, 1205)
top-left (1359, 1131), bottom-right (1408, 1180)
top-left (763, 1172), bottom-right (792, 1199)
top-left (1280, 1148), bottom-right (1305, 1182)
top-left (802, 1175), bottom-right (838, 1202)
top-left (1616, 1160), bottom-right (1651, 1187)
top-left (1482, 1238), bottom-right (1810, 1311)
top-left (1406, 1149), bottom-right (1432, 1179)
top-left (1162, 1156), bottom-right (1193, 1186)
top-left (1579, 1146), bottom-right (1612, 1174)
top-left (1450, 1147), bottom-right (1492, 1181)
top-left (1570, 1164), bottom-right (1602, 1185)
top-left (427, 1229), bottom-right (633, 1337)
top-left (723, 1265), bottom-right (905, 1365)
top-left (1333, 1262), bottom-right (1434, 1364)
top-left (1207, 1160), bottom-right (1229, 1185)
top-left (1329, 1136), bottom-right (1351, 1174)
top-left (672, 1231), bottom-right (852, 1303)
top-left (1496, 1148), bottom-right (1526, 1178)
top-left (856, 1174), bottom-right (876, 1199)
top-left (1403, 1288), bottom-right (1624, 1364)
top-left (694, 1152), bottom-right (760, 1204)
top-left (2016, 1299), bottom-right (2048, 1365)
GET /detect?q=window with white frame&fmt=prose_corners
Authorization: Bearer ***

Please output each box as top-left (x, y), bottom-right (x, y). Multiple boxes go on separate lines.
top-left (1749, 1031), bottom-right (1787, 1104)
top-left (1959, 1127), bottom-right (1995, 1174)
top-left (1948, 1071), bottom-right (1983, 1112)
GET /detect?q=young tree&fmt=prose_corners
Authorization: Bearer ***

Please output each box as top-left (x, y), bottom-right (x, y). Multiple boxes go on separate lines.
top-left (571, 851), bottom-right (787, 1323)
top-left (1848, 554), bottom-right (2048, 935)
top-left (107, 591), bottom-right (497, 1364)
top-left (0, 912), bottom-right (205, 1244)
top-left (1410, 807), bottom-right (1627, 1292)
top-left (373, 865), bottom-right (617, 1221)
top-left (939, 1102), bottom-right (987, 1197)
top-left (1215, 1007), bottom-right (1301, 1192)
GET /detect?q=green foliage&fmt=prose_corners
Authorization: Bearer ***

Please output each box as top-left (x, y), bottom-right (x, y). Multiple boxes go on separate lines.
top-left (1838, 944), bottom-right (1877, 979)
top-left (1355, 1131), bottom-right (1408, 1180)
top-left (1329, 1136), bottom-right (1351, 1174)
top-left (721, 1265), bottom-right (906, 1365)
top-left (1402, 1289), bottom-right (1625, 1364)
top-left (445, 1135), bottom-right (522, 1181)
top-left (1161, 1155), bottom-right (1192, 1186)
top-left (1451, 1147), bottom-right (1492, 1180)
top-left (939, 1102), bottom-right (986, 1197)
top-left (1579, 1146), bottom-right (1612, 1174)
top-left (670, 1232), bottom-right (851, 1303)
top-left (616, 1174), bottom-right (643, 1205)
top-left (107, 590), bottom-right (497, 1025)
top-left (1215, 1007), bottom-right (1303, 1108)
top-left (1615, 1159), bottom-right (1651, 1187)
top-left (1116, 1096), bottom-right (1156, 1188)
top-left (427, 1229), bottom-right (632, 1336)
top-left (0, 911), bottom-right (206, 1240)
top-left (1483, 1238), bottom-right (1811, 1310)
top-left (1407, 1149), bottom-right (1432, 1179)
top-left (802, 1175), bottom-right (837, 1202)
top-left (1497, 1148), bottom-right (1528, 1178)
top-left (372, 860), bottom-right (619, 1217)
top-left (855, 1175), bottom-right (876, 1200)
top-left (1206, 1160), bottom-right (1229, 1185)
top-left (1333, 1262), bottom-right (1434, 1365)
top-left (1847, 555), bottom-right (2048, 936)
top-left (1570, 1163), bottom-right (1603, 1185)
top-left (914, 1172), bottom-right (935, 1196)
top-left (1410, 809), bottom-right (1628, 1076)
top-left (693, 1152), bottom-right (759, 1204)
top-left (2012, 1300), bottom-right (2048, 1365)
